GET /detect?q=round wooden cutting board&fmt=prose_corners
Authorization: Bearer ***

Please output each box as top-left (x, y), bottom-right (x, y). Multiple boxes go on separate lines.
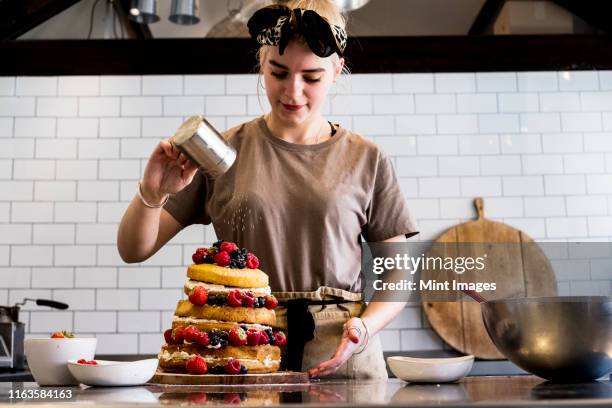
top-left (150, 370), bottom-right (309, 385)
top-left (421, 198), bottom-right (557, 360)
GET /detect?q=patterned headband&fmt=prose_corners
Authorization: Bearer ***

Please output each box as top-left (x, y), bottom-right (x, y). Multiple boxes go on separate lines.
top-left (247, 5), bottom-right (347, 58)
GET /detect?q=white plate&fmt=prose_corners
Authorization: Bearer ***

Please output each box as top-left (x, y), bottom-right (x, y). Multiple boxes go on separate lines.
top-left (67, 359), bottom-right (158, 387)
top-left (387, 355), bottom-right (474, 383)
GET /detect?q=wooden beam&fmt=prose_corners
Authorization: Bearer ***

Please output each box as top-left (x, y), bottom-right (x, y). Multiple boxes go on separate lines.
top-left (468, 0), bottom-right (506, 35)
top-left (0, 0), bottom-right (83, 40)
top-left (1, 35), bottom-right (612, 75)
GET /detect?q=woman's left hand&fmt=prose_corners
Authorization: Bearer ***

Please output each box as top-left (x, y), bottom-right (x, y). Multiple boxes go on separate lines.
top-left (307, 317), bottom-right (367, 378)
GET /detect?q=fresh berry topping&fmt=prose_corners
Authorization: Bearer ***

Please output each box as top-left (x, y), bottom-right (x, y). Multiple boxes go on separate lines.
top-left (172, 327), bottom-right (185, 344)
top-left (264, 295), bottom-right (278, 310)
top-left (182, 326), bottom-right (200, 343)
top-left (194, 331), bottom-right (209, 347)
top-left (258, 330), bottom-right (269, 345)
top-left (207, 295), bottom-right (224, 306)
top-left (273, 331), bottom-right (287, 347)
top-left (226, 290), bottom-right (243, 307)
top-left (163, 328), bottom-right (174, 344)
top-left (51, 331), bottom-right (74, 339)
top-left (246, 253), bottom-right (260, 269)
top-left (212, 240), bottom-right (224, 249)
top-left (256, 297), bottom-right (265, 308)
top-left (208, 365), bottom-right (225, 374)
top-left (241, 291), bottom-right (256, 308)
top-left (220, 242), bottom-right (239, 254)
top-left (224, 358), bottom-right (242, 375)
top-left (192, 248), bottom-right (208, 264)
top-left (77, 358), bottom-right (87, 364)
top-left (214, 251), bottom-right (231, 267)
top-left (229, 249), bottom-right (247, 268)
top-left (246, 329), bottom-right (260, 347)
top-left (77, 358), bottom-right (97, 365)
top-left (185, 355), bottom-right (208, 375)
top-left (224, 393), bottom-right (242, 404)
top-left (239, 365), bottom-right (248, 374)
top-left (187, 393), bottom-right (208, 404)
top-left (188, 286), bottom-right (208, 306)
top-left (228, 327), bottom-right (247, 347)
top-left (208, 330), bottom-right (227, 347)
top-left (265, 328), bottom-right (275, 345)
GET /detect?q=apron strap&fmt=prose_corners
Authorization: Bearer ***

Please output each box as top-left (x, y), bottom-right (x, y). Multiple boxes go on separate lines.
top-left (285, 299), bottom-right (315, 372)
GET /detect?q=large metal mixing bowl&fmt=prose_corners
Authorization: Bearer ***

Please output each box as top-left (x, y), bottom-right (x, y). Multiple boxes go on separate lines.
top-left (481, 296), bottom-right (612, 382)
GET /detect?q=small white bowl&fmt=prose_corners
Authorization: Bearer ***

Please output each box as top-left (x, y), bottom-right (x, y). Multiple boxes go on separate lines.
top-left (67, 359), bottom-right (159, 386)
top-left (24, 338), bottom-right (97, 386)
top-left (387, 355), bottom-right (474, 383)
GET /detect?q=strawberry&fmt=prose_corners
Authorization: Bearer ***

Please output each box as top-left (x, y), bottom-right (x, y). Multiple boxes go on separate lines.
top-left (77, 358), bottom-right (87, 364)
top-left (77, 359), bottom-right (97, 365)
top-left (185, 355), bottom-right (208, 375)
top-left (246, 253), bottom-right (259, 269)
top-left (224, 393), bottom-right (242, 404)
top-left (163, 328), bottom-right (174, 344)
top-left (214, 251), bottom-right (231, 267)
top-left (258, 330), bottom-right (269, 345)
top-left (188, 286), bottom-right (208, 306)
top-left (273, 331), bottom-right (287, 347)
top-left (192, 247), bottom-right (208, 264)
top-left (242, 291), bottom-right (256, 308)
top-left (182, 326), bottom-right (200, 343)
top-left (51, 331), bottom-right (74, 339)
top-left (220, 242), bottom-right (239, 254)
top-left (194, 331), bottom-right (210, 347)
top-left (264, 295), bottom-right (278, 310)
top-left (172, 327), bottom-right (185, 344)
top-left (228, 327), bottom-right (247, 347)
top-left (226, 290), bottom-right (243, 307)
top-left (246, 329), bottom-right (260, 347)
top-left (224, 358), bottom-right (241, 374)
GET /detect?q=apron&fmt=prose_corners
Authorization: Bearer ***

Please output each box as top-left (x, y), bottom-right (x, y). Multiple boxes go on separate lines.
top-left (274, 287), bottom-right (388, 380)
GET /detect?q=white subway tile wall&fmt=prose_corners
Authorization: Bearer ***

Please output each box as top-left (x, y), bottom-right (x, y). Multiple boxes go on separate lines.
top-left (1, 72), bottom-right (611, 354)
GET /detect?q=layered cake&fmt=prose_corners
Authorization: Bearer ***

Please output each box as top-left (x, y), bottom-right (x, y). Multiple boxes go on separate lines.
top-left (158, 241), bottom-right (286, 375)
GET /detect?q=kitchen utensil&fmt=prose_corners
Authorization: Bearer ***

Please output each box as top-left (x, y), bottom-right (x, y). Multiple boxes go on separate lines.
top-left (481, 296), bottom-right (612, 382)
top-left (422, 197), bottom-right (557, 359)
top-left (67, 359), bottom-right (158, 386)
top-left (25, 337), bottom-right (97, 386)
top-left (387, 355), bottom-right (474, 383)
top-left (171, 115), bottom-right (237, 178)
top-left (149, 370), bottom-right (309, 385)
top-left (0, 298), bottom-right (69, 370)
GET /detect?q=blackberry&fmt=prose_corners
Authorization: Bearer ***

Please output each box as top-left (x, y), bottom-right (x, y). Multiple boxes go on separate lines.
top-left (257, 297), bottom-right (266, 308)
top-left (266, 329), bottom-right (275, 345)
top-left (207, 295), bottom-right (222, 306)
top-left (241, 248), bottom-right (248, 255)
top-left (212, 240), bottom-right (224, 249)
top-left (229, 249), bottom-right (247, 269)
top-left (209, 332), bottom-right (221, 347)
top-left (217, 330), bottom-right (229, 341)
top-left (203, 254), bottom-right (215, 264)
top-left (239, 365), bottom-right (248, 374)
top-left (208, 365), bottom-right (225, 374)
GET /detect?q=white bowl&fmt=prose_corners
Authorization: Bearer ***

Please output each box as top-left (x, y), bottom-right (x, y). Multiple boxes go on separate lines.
top-left (24, 338), bottom-right (97, 386)
top-left (67, 359), bottom-right (159, 386)
top-left (387, 355), bottom-right (474, 383)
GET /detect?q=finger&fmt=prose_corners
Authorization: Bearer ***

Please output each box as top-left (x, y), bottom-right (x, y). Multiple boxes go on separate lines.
top-left (177, 153), bottom-right (189, 166)
top-left (184, 159), bottom-right (198, 172)
top-left (347, 327), bottom-right (360, 343)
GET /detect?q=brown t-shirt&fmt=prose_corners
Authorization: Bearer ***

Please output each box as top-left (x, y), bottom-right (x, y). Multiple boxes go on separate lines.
top-left (164, 117), bottom-right (418, 293)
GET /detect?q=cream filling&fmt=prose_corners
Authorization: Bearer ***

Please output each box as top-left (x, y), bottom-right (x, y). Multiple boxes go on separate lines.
top-left (159, 350), bottom-right (279, 368)
top-left (185, 280), bottom-right (271, 296)
top-left (172, 316), bottom-right (272, 331)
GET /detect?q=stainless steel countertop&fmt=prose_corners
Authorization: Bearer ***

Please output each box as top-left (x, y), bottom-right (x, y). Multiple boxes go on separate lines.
top-left (2, 376), bottom-right (612, 407)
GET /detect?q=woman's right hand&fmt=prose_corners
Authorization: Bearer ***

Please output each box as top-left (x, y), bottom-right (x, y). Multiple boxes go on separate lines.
top-left (140, 139), bottom-right (199, 205)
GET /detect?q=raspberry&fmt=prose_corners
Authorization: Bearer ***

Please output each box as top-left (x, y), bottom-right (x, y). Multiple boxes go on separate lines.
top-left (214, 251), bottom-right (231, 267)
top-left (163, 328), bottom-right (174, 344)
top-left (172, 327), bottom-right (185, 344)
top-left (182, 326), bottom-right (200, 343)
top-left (264, 295), bottom-right (278, 310)
top-left (192, 248), bottom-right (208, 264)
top-left (224, 358), bottom-right (241, 375)
top-left (220, 242), bottom-right (239, 254)
top-left (188, 286), bottom-right (208, 306)
top-left (242, 291), bottom-right (255, 308)
top-left (77, 359), bottom-right (97, 365)
top-left (186, 355), bottom-right (208, 375)
top-left (246, 329), bottom-right (260, 347)
top-left (258, 330), bottom-right (269, 345)
top-left (273, 331), bottom-right (287, 347)
top-left (194, 331), bottom-right (209, 347)
top-left (226, 290), bottom-right (243, 307)
top-left (77, 358), bottom-right (87, 364)
top-left (228, 327), bottom-right (247, 347)
top-left (246, 253), bottom-right (259, 269)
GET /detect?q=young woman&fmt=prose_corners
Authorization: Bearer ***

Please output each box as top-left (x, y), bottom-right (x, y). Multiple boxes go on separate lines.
top-left (117, 0), bottom-right (417, 379)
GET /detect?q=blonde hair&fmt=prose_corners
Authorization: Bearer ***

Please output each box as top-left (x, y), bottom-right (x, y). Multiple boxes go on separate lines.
top-left (255, 0), bottom-right (347, 72)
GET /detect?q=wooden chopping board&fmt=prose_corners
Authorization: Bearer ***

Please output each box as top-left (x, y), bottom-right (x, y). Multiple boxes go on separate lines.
top-left (421, 197), bottom-right (557, 359)
top-left (149, 370), bottom-right (309, 385)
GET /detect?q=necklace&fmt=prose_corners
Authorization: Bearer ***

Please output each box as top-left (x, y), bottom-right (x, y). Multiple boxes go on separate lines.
top-left (265, 114), bottom-right (335, 145)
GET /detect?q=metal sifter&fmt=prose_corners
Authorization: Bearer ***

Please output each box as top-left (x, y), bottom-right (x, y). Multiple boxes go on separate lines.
top-left (170, 116), bottom-right (237, 178)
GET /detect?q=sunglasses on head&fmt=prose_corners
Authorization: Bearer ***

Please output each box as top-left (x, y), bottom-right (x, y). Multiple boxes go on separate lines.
top-left (247, 5), bottom-right (347, 58)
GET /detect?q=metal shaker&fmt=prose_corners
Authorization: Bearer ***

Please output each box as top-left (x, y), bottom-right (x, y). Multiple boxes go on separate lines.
top-left (171, 116), bottom-right (237, 178)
